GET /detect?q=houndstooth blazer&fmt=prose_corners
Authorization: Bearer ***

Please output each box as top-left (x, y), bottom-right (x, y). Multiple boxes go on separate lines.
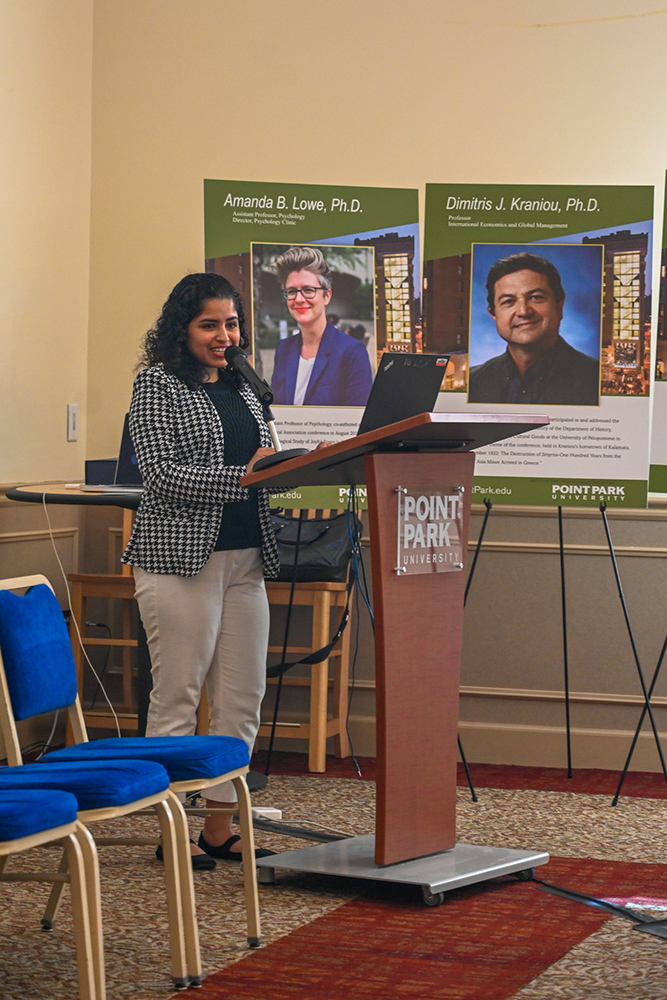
top-left (121, 365), bottom-right (280, 579)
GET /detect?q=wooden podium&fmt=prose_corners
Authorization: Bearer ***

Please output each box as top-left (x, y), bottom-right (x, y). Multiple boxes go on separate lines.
top-left (244, 412), bottom-right (550, 899)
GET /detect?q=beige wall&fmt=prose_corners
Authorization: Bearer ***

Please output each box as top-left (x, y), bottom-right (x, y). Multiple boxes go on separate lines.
top-left (0, 0), bottom-right (93, 750)
top-left (4, 0), bottom-right (667, 767)
top-left (86, 0), bottom-right (667, 456)
top-left (4, 0), bottom-right (667, 466)
top-left (0, 0), bottom-right (93, 483)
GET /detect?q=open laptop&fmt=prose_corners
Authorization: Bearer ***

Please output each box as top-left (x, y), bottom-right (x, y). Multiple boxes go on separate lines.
top-left (356, 352), bottom-right (449, 436)
top-left (248, 351), bottom-right (450, 474)
top-left (81, 414), bottom-right (144, 494)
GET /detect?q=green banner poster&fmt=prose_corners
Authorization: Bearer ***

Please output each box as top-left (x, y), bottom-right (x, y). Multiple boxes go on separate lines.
top-left (423, 183), bottom-right (654, 508)
top-left (650, 172), bottom-right (667, 494)
top-left (204, 180), bottom-right (419, 507)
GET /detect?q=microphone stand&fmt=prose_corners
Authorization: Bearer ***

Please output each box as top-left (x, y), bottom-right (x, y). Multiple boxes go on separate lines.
top-left (250, 389), bottom-right (310, 468)
top-left (224, 347), bottom-right (308, 468)
top-left (265, 408), bottom-right (283, 453)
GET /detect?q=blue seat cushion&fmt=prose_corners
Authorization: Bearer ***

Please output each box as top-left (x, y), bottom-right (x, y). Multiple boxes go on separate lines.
top-left (0, 789), bottom-right (78, 841)
top-left (0, 759), bottom-right (169, 811)
top-left (44, 735), bottom-right (250, 783)
top-left (0, 584), bottom-right (78, 720)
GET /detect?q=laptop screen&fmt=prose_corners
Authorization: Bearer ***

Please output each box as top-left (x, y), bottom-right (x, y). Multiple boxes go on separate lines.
top-left (114, 414), bottom-right (143, 486)
top-left (357, 353), bottom-right (449, 437)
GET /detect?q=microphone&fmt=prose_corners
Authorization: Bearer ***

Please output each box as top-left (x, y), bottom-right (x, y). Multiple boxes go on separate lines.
top-left (224, 346), bottom-right (310, 470)
top-left (224, 346), bottom-right (274, 407)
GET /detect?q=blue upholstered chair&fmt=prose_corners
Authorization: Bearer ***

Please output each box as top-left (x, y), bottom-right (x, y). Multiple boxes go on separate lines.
top-left (0, 576), bottom-right (198, 991)
top-left (0, 788), bottom-right (102, 1000)
top-left (0, 574), bottom-right (263, 956)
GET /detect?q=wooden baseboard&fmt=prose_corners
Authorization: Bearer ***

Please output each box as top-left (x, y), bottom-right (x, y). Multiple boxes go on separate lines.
top-left (258, 714), bottom-right (667, 773)
top-left (457, 721), bottom-right (667, 772)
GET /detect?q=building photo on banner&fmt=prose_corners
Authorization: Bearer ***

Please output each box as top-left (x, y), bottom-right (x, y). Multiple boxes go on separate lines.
top-left (423, 183), bottom-right (654, 508)
top-left (650, 170), bottom-right (667, 494)
top-left (204, 179), bottom-right (420, 508)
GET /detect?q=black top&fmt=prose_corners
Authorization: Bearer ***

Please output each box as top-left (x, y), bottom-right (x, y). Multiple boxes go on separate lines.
top-left (203, 370), bottom-right (262, 550)
top-left (468, 336), bottom-right (600, 406)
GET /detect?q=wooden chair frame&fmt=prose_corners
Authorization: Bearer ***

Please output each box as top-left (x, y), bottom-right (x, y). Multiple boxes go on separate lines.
top-left (0, 815), bottom-right (103, 1000)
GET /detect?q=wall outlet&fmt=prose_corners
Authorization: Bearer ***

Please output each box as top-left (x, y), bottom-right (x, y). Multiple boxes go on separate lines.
top-left (251, 807), bottom-right (282, 821)
top-left (67, 403), bottom-right (78, 442)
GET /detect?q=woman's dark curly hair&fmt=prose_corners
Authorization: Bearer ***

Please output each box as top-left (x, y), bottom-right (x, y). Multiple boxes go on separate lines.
top-left (140, 272), bottom-right (249, 390)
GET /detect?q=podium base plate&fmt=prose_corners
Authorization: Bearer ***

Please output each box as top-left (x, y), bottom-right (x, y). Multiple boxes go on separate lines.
top-left (255, 835), bottom-right (549, 904)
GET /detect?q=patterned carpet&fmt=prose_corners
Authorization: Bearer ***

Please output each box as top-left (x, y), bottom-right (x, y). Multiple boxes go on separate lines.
top-left (2, 757), bottom-right (667, 999)
top-left (193, 858), bottom-right (667, 1000)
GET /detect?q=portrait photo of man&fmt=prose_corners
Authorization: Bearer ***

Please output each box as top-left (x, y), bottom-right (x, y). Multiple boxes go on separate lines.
top-left (468, 247), bottom-right (602, 406)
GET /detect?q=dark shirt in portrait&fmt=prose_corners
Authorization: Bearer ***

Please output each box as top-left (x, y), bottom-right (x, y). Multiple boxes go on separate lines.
top-left (468, 336), bottom-right (600, 406)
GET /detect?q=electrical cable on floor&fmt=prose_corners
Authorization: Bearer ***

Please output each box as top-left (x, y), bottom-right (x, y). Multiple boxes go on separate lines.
top-left (259, 815), bottom-right (354, 838)
top-left (533, 876), bottom-right (667, 939)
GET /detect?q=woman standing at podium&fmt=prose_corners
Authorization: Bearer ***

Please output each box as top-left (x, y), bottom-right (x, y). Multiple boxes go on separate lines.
top-left (122, 272), bottom-right (278, 868)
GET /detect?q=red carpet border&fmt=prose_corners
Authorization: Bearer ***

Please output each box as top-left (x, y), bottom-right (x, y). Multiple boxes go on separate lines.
top-left (252, 751), bottom-right (667, 798)
top-left (191, 856), bottom-right (667, 1000)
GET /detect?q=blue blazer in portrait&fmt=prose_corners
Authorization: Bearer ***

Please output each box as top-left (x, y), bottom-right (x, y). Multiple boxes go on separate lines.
top-left (271, 322), bottom-right (373, 407)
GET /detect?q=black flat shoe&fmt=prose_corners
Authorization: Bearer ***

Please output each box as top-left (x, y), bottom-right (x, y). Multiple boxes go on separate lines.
top-left (198, 832), bottom-right (276, 862)
top-left (155, 839), bottom-right (216, 871)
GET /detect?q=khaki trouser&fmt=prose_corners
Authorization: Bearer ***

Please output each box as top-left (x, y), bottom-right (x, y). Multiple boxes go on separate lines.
top-left (133, 548), bottom-right (269, 802)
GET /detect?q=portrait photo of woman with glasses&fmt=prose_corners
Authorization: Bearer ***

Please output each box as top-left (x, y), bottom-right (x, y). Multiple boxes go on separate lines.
top-left (270, 245), bottom-right (374, 406)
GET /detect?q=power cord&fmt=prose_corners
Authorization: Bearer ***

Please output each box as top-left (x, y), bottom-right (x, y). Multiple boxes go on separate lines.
top-left (345, 486), bottom-right (375, 778)
top-left (18, 735), bottom-right (64, 762)
top-left (41, 493), bottom-right (122, 737)
top-left (39, 710), bottom-right (61, 758)
top-left (347, 487), bottom-right (373, 626)
top-left (345, 576), bottom-right (363, 778)
top-left (86, 622), bottom-right (112, 709)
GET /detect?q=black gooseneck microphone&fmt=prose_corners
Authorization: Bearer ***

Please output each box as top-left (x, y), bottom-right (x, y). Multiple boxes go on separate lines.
top-left (224, 345), bottom-right (274, 407)
top-left (224, 345), bottom-right (309, 469)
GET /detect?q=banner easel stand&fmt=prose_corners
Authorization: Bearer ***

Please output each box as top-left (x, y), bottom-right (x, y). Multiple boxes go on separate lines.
top-left (612, 632), bottom-right (667, 805)
top-left (457, 496), bottom-right (495, 804)
top-left (557, 506), bottom-right (573, 778)
top-left (463, 497), bottom-right (493, 607)
top-left (463, 498), bottom-right (574, 779)
top-left (457, 497), bottom-right (665, 797)
top-left (596, 500), bottom-right (667, 804)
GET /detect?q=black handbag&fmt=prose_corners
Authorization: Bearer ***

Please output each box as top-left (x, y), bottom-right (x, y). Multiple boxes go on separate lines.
top-left (272, 511), bottom-right (362, 583)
